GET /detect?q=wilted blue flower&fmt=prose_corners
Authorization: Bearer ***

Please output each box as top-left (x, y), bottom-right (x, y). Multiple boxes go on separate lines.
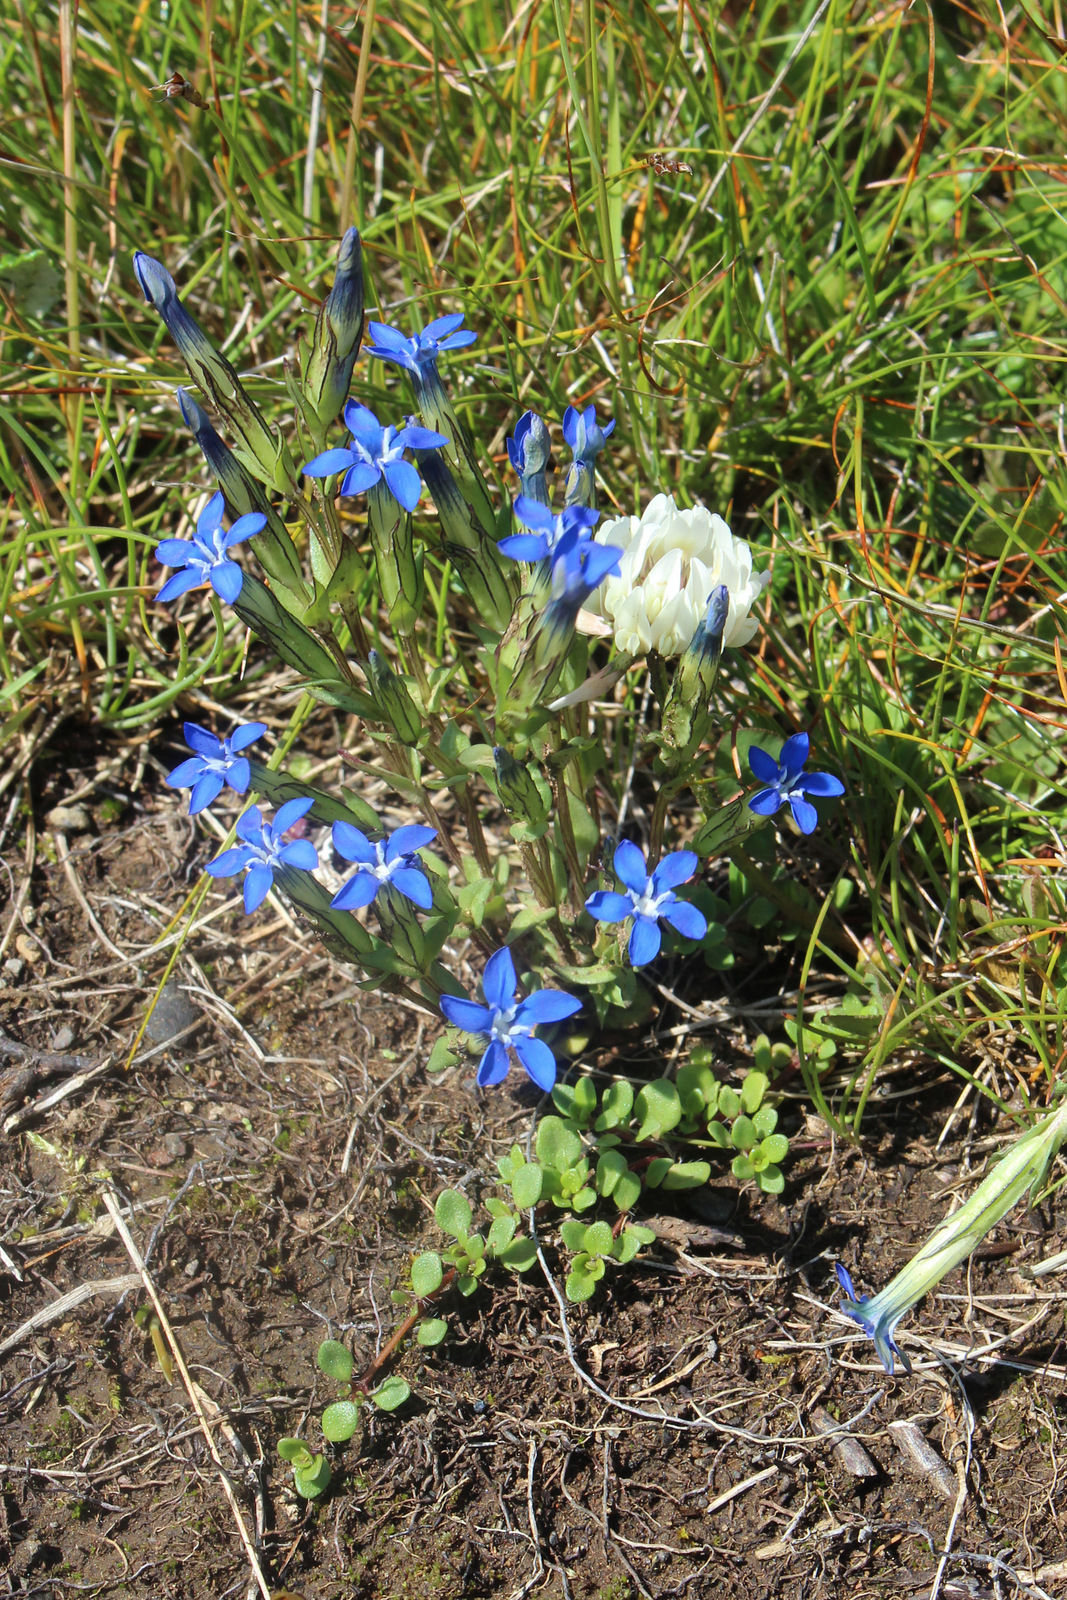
top-left (155, 491), bottom-right (263, 604)
top-left (439, 946), bottom-right (582, 1091)
top-left (506, 411), bottom-right (551, 504)
top-left (331, 821), bottom-right (437, 911)
top-left (205, 797), bottom-right (318, 914)
top-left (302, 400), bottom-right (448, 512)
top-left (586, 841), bottom-right (707, 966)
top-left (166, 720), bottom-right (267, 815)
top-left (834, 1264), bottom-right (910, 1376)
top-left (365, 312), bottom-right (477, 376)
top-left (498, 498), bottom-right (600, 564)
top-left (747, 731), bottom-right (845, 835)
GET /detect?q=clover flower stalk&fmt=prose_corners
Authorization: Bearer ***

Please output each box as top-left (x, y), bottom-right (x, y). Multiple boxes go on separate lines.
top-left (507, 411), bottom-right (551, 505)
top-left (747, 732), bottom-right (845, 835)
top-left (133, 252), bottom-right (297, 495)
top-left (440, 946), bottom-right (582, 1091)
top-left (303, 226), bottom-right (365, 436)
top-left (562, 403), bottom-right (615, 510)
top-left (836, 1097), bottom-right (1067, 1375)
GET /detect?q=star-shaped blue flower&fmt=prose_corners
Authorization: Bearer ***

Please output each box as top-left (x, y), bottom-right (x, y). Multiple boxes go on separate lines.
top-left (205, 797), bottom-right (318, 914)
top-left (586, 841), bottom-right (707, 967)
top-left (497, 498), bottom-right (601, 564)
top-left (166, 720), bottom-right (267, 815)
top-left (155, 491), bottom-right (263, 604)
top-left (834, 1262), bottom-right (911, 1376)
top-left (747, 732), bottom-right (845, 835)
top-left (439, 947), bottom-right (582, 1091)
top-left (330, 821), bottom-right (437, 911)
top-left (364, 312), bottom-right (477, 376)
top-left (302, 400), bottom-right (448, 512)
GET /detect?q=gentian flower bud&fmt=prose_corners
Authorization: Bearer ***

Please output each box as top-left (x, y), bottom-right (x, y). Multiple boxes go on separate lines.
top-left (303, 228), bottom-right (365, 433)
top-left (506, 411), bottom-right (551, 505)
top-left (561, 403), bottom-right (614, 510)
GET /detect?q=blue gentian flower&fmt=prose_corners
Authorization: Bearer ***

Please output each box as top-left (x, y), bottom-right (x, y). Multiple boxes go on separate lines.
top-left (498, 498), bottom-right (601, 564)
top-left (834, 1263), bottom-right (911, 1376)
top-left (506, 411), bottom-right (551, 505)
top-left (562, 403), bottom-right (615, 461)
top-left (747, 732), bottom-right (845, 835)
top-left (586, 841), bottom-right (707, 966)
top-left (302, 400), bottom-right (448, 512)
top-left (155, 491), bottom-right (263, 604)
top-left (205, 797), bottom-right (318, 914)
top-left (166, 720), bottom-right (267, 815)
top-left (365, 313), bottom-right (477, 376)
top-left (330, 821), bottom-right (437, 911)
top-left (540, 526), bottom-right (623, 639)
top-left (439, 946), bottom-right (582, 1091)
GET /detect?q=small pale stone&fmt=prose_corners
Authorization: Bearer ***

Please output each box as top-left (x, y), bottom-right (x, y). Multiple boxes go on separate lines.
top-left (144, 979), bottom-right (199, 1043)
top-left (52, 1025), bottom-right (75, 1052)
top-left (14, 935), bottom-right (39, 964)
top-left (45, 803), bottom-right (92, 832)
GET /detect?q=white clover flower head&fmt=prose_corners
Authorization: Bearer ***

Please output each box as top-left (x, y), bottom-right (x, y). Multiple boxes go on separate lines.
top-left (579, 493), bottom-right (769, 658)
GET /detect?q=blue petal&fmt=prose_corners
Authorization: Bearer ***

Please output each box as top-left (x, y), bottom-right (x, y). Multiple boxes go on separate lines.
top-left (394, 424), bottom-right (449, 450)
top-left (206, 846), bottom-right (252, 877)
top-left (440, 996), bottom-right (494, 1034)
top-left (628, 915), bottom-right (662, 967)
top-left (800, 771), bottom-right (845, 797)
top-left (613, 839), bottom-right (650, 895)
top-left (226, 514), bottom-right (263, 545)
top-left (342, 401), bottom-right (383, 448)
top-left (196, 492), bottom-right (225, 537)
top-left (273, 796), bottom-right (314, 834)
top-left (482, 947), bottom-right (517, 1012)
top-left (385, 824), bottom-right (437, 860)
top-left (584, 891), bottom-right (632, 924)
top-left (789, 797), bottom-right (819, 835)
top-left (210, 561), bottom-right (244, 604)
top-left (157, 569), bottom-right (202, 602)
top-left (243, 863), bottom-right (274, 912)
top-left (225, 757), bottom-right (251, 793)
top-left (748, 788), bottom-right (784, 816)
top-left (155, 538), bottom-right (195, 565)
top-left (777, 731), bottom-right (810, 778)
top-left (303, 447), bottom-right (358, 478)
top-left (279, 839), bottom-right (318, 870)
top-left (515, 989), bottom-right (582, 1026)
top-left (437, 328), bottom-right (477, 352)
top-left (183, 722), bottom-right (222, 757)
top-left (835, 1262), bottom-right (859, 1298)
top-left (383, 457), bottom-right (422, 511)
top-left (498, 533), bottom-right (549, 563)
top-left (513, 1035), bottom-right (557, 1092)
top-left (476, 1040), bottom-right (511, 1087)
top-left (513, 495), bottom-right (554, 531)
top-left (236, 806), bottom-right (266, 843)
top-left (423, 313), bottom-right (466, 341)
top-left (332, 871), bottom-right (380, 910)
top-left (660, 900), bottom-right (707, 941)
top-left (747, 744), bottom-right (782, 783)
top-left (650, 850), bottom-right (698, 892)
top-left (338, 462), bottom-right (382, 498)
top-left (332, 822), bottom-right (375, 864)
top-left (188, 772), bottom-right (225, 815)
top-left (390, 866), bottom-right (433, 909)
top-left (229, 721), bottom-right (267, 752)
top-left (166, 757), bottom-right (206, 788)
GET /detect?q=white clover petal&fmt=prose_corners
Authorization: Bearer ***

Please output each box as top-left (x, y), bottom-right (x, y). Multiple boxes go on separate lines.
top-left (581, 494), bottom-right (769, 657)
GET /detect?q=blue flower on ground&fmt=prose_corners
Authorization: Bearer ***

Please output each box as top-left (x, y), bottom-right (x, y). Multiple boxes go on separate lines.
top-left (562, 403), bottom-right (615, 461)
top-left (498, 498), bottom-right (600, 563)
top-left (155, 491), bottom-right (263, 604)
top-left (330, 822), bottom-right (437, 911)
top-left (834, 1262), bottom-right (911, 1376)
top-left (586, 841), bottom-right (707, 967)
top-left (365, 313), bottom-right (477, 376)
top-left (439, 946), bottom-right (582, 1091)
top-left (302, 400), bottom-right (448, 512)
top-left (166, 720), bottom-right (267, 815)
top-left (747, 731), bottom-right (845, 835)
top-left (205, 797), bottom-right (318, 914)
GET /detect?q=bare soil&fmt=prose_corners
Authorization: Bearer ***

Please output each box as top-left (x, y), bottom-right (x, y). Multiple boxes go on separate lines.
top-left (2, 728), bottom-right (1065, 1600)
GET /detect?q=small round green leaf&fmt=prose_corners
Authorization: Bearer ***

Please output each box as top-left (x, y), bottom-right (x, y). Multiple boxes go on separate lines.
top-left (371, 1374), bottom-right (411, 1412)
top-left (633, 1080), bottom-right (683, 1142)
top-left (293, 1453), bottom-right (332, 1499)
top-left (536, 1114), bottom-right (583, 1172)
top-left (500, 1236), bottom-right (538, 1271)
top-left (417, 1317), bottom-right (449, 1346)
top-left (321, 1401), bottom-right (361, 1442)
top-left (316, 1339), bottom-right (354, 1382)
top-left (760, 1133), bottom-right (789, 1164)
top-left (511, 1162), bottom-right (544, 1208)
top-left (411, 1252), bottom-right (444, 1298)
top-left (278, 1437), bottom-right (313, 1466)
top-left (435, 1189), bottom-right (473, 1238)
